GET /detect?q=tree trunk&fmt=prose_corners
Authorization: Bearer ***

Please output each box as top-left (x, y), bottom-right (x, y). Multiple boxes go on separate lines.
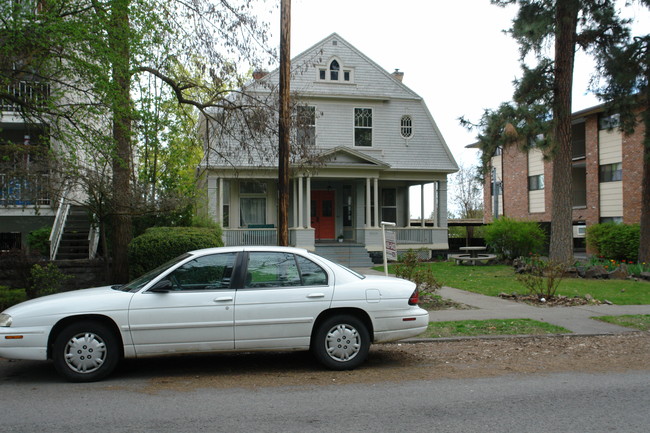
top-left (277, 0), bottom-right (290, 246)
top-left (109, 0), bottom-right (133, 282)
top-left (638, 54), bottom-right (650, 264)
top-left (549, 0), bottom-right (579, 264)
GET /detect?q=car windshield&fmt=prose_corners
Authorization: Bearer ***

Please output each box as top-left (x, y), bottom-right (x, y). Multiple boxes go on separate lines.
top-left (116, 253), bottom-right (191, 292)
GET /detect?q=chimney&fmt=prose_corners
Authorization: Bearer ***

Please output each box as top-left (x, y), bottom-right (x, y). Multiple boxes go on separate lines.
top-left (253, 70), bottom-right (269, 80)
top-left (392, 69), bottom-right (404, 82)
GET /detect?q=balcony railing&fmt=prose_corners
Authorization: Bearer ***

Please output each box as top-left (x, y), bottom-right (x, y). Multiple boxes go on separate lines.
top-left (0, 173), bottom-right (51, 206)
top-left (2, 81), bottom-right (50, 112)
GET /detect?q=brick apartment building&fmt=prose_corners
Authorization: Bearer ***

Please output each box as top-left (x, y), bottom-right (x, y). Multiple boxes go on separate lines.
top-left (479, 102), bottom-right (645, 247)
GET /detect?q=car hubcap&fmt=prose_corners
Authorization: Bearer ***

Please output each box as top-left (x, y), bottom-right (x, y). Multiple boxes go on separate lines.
top-left (325, 324), bottom-right (361, 362)
top-left (64, 332), bottom-right (107, 374)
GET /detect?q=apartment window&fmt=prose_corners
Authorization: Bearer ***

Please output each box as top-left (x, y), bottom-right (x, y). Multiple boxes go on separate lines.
top-left (528, 174), bottom-right (544, 191)
top-left (490, 181), bottom-right (502, 196)
top-left (0, 232), bottom-right (21, 252)
top-left (381, 188), bottom-right (397, 223)
top-left (493, 146), bottom-right (502, 157)
top-left (295, 105), bottom-right (316, 146)
top-left (600, 163), bottom-right (622, 182)
top-left (600, 217), bottom-right (623, 224)
top-left (240, 181), bottom-right (267, 226)
top-left (599, 113), bottom-right (620, 130)
top-left (354, 108), bottom-right (372, 147)
top-left (400, 115), bottom-right (413, 139)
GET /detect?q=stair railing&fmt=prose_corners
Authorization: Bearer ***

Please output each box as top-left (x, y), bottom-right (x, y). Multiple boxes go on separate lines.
top-left (49, 188), bottom-right (71, 260)
top-left (88, 218), bottom-right (100, 259)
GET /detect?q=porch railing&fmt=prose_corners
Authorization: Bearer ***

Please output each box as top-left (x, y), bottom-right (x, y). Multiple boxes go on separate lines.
top-left (223, 228), bottom-right (277, 246)
top-left (394, 227), bottom-right (436, 244)
top-left (49, 189), bottom-right (71, 260)
top-left (0, 173), bottom-right (51, 206)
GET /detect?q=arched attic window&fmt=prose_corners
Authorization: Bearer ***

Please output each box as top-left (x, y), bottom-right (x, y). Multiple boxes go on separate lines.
top-left (329, 60), bottom-right (339, 81)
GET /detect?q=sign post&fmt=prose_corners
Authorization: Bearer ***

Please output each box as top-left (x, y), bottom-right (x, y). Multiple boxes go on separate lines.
top-left (381, 221), bottom-right (397, 276)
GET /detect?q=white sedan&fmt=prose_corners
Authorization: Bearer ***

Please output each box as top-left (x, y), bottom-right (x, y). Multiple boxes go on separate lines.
top-left (0, 246), bottom-right (428, 382)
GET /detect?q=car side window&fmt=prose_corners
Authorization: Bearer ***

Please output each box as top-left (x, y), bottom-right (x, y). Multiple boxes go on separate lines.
top-left (296, 255), bottom-right (328, 286)
top-left (167, 253), bottom-right (236, 291)
top-left (245, 252), bottom-right (302, 288)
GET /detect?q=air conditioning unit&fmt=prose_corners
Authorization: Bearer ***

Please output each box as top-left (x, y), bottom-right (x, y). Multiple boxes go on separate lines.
top-left (573, 225), bottom-right (586, 238)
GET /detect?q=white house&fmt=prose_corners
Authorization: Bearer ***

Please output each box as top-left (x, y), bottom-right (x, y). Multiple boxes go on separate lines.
top-left (198, 33), bottom-right (458, 265)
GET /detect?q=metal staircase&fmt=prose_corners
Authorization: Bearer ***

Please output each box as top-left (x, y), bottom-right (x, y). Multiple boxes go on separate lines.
top-left (314, 243), bottom-right (374, 268)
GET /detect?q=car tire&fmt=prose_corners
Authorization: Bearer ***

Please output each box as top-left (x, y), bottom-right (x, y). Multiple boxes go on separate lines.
top-left (312, 315), bottom-right (370, 370)
top-left (52, 321), bottom-right (120, 382)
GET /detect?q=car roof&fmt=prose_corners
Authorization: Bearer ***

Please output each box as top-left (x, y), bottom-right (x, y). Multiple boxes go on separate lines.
top-left (188, 245), bottom-right (310, 256)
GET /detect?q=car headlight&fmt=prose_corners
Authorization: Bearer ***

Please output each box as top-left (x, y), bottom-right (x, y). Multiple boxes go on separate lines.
top-left (0, 313), bottom-right (12, 327)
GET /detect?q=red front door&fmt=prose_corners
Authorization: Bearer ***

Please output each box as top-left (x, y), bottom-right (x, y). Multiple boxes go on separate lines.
top-left (311, 190), bottom-right (335, 240)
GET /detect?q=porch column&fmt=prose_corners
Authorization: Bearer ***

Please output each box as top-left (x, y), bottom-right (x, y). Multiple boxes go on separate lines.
top-left (298, 176), bottom-right (304, 228)
top-left (433, 181), bottom-right (439, 227)
top-left (217, 178), bottom-right (224, 224)
top-left (292, 178), bottom-right (298, 228)
top-left (306, 176), bottom-right (312, 228)
top-left (373, 178), bottom-right (379, 228)
top-left (365, 178), bottom-right (371, 227)
top-left (437, 180), bottom-right (448, 228)
top-left (420, 184), bottom-right (425, 227)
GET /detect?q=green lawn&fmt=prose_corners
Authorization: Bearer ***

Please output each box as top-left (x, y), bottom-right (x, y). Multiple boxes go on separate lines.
top-left (592, 315), bottom-right (650, 331)
top-left (384, 261), bottom-right (650, 305)
top-left (421, 319), bottom-right (570, 338)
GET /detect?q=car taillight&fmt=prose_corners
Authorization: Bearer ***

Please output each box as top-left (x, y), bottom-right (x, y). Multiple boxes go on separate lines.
top-left (408, 288), bottom-right (419, 305)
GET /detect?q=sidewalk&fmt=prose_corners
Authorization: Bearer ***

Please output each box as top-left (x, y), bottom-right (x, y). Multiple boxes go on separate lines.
top-left (358, 268), bottom-right (650, 335)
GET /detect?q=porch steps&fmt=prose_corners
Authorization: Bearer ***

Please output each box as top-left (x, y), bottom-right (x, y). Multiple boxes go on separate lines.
top-left (56, 206), bottom-right (91, 260)
top-left (314, 243), bottom-right (374, 268)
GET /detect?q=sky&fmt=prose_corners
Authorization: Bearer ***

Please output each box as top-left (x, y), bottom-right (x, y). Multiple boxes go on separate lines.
top-left (266, 0), bottom-right (650, 217)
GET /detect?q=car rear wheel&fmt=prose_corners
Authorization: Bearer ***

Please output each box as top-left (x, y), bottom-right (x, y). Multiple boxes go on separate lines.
top-left (52, 321), bottom-right (120, 382)
top-left (312, 315), bottom-right (370, 370)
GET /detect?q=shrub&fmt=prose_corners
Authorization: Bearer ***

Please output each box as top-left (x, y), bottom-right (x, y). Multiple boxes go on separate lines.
top-left (27, 226), bottom-right (51, 256)
top-left (394, 249), bottom-right (441, 298)
top-left (586, 223), bottom-right (640, 262)
top-left (0, 286), bottom-right (27, 311)
top-left (27, 263), bottom-right (74, 299)
top-left (128, 226), bottom-right (224, 278)
top-left (515, 255), bottom-right (565, 300)
top-left (484, 217), bottom-right (546, 262)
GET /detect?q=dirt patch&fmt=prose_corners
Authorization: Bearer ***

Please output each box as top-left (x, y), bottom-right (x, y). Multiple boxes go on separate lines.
top-left (123, 333), bottom-right (650, 394)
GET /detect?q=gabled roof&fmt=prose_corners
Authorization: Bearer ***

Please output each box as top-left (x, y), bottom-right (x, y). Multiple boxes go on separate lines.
top-left (317, 146), bottom-right (390, 169)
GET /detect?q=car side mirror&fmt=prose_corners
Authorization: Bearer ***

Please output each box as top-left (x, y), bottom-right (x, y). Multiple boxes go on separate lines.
top-left (149, 279), bottom-right (173, 293)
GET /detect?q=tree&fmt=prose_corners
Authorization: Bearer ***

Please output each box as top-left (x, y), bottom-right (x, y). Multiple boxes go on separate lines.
top-left (591, 1), bottom-right (650, 264)
top-left (1, 0), bottom-right (277, 282)
top-left (469, 1), bottom-right (629, 263)
top-left (450, 161), bottom-right (484, 219)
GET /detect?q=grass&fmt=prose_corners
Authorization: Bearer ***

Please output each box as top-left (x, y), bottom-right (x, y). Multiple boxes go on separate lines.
top-left (420, 319), bottom-right (571, 338)
top-left (592, 315), bottom-right (650, 331)
top-left (383, 261), bottom-right (650, 305)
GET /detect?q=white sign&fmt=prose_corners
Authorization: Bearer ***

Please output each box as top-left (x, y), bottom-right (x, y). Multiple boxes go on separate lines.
top-left (385, 230), bottom-right (397, 261)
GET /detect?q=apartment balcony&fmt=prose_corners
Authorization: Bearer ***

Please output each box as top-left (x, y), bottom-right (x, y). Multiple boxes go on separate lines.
top-left (1, 81), bottom-right (50, 113)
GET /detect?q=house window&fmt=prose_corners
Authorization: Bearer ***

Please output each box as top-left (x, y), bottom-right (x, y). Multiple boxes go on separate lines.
top-left (354, 108), bottom-right (372, 147)
top-left (240, 181), bottom-right (267, 226)
top-left (381, 188), bottom-right (397, 223)
top-left (319, 69), bottom-right (326, 80)
top-left (222, 180), bottom-right (230, 228)
top-left (528, 174), bottom-right (544, 191)
top-left (344, 71), bottom-right (350, 81)
top-left (295, 105), bottom-right (316, 146)
top-left (400, 115), bottom-right (412, 139)
top-left (600, 163), bottom-right (622, 182)
top-left (329, 60), bottom-right (339, 81)
top-left (0, 232), bottom-right (21, 253)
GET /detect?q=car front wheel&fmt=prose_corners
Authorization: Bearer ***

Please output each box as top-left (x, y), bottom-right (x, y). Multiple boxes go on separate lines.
top-left (312, 315), bottom-right (370, 370)
top-left (52, 321), bottom-right (120, 382)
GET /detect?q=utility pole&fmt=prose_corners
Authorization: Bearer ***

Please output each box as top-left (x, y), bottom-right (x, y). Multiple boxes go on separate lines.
top-left (278, 0), bottom-right (291, 246)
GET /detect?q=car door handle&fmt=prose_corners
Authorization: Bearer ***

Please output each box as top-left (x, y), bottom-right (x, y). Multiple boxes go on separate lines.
top-left (307, 293), bottom-right (325, 299)
top-left (214, 296), bottom-right (233, 302)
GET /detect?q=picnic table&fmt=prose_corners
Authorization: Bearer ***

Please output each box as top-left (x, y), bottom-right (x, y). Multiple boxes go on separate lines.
top-left (451, 246), bottom-right (495, 265)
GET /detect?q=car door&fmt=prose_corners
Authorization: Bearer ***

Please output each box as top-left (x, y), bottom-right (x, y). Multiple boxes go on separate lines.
top-left (127, 252), bottom-right (238, 356)
top-left (234, 251), bottom-right (333, 350)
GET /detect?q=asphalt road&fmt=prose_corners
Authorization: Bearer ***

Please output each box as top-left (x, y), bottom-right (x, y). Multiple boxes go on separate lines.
top-left (1, 357), bottom-right (648, 432)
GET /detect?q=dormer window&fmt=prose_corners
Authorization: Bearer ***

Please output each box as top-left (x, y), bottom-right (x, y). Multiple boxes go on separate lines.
top-left (319, 58), bottom-right (353, 83)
